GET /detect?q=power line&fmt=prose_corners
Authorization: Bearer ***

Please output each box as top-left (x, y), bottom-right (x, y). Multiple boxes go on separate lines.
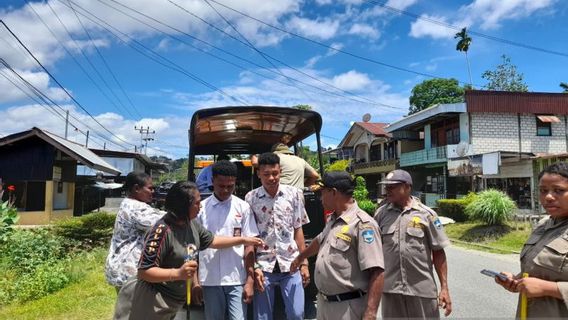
top-left (0, 58), bottom-right (112, 149)
top-left (0, 19), bottom-right (135, 149)
top-left (204, 0), bottom-right (483, 87)
top-left (98, 0), bottom-right (401, 110)
top-left (363, 0), bottom-right (568, 58)
top-left (27, 1), bottom-right (137, 121)
top-left (60, 0), bottom-right (250, 105)
top-left (65, 0), bottom-right (144, 118)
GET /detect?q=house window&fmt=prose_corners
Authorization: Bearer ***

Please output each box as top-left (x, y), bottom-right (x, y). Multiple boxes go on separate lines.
top-left (445, 127), bottom-right (460, 145)
top-left (536, 116), bottom-right (552, 136)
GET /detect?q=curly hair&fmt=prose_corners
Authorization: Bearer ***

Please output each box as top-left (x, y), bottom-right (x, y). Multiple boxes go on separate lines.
top-left (538, 162), bottom-right (568, 181)
top-left (212, 160), bottom-right (237, 177)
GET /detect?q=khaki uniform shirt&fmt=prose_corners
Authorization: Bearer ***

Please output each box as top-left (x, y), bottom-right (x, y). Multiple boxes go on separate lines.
top-left (375, 197), bottom-right (450, 299)
top-left (276, 153), bottom-right (316, 189)
top-left (314, 202), bottom-right (384, 295)
top-left (518, 216), bottom-right (568, 318)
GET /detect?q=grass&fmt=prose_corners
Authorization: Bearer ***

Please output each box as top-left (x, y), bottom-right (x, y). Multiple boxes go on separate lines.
top-left (444, 221), bottom-right (532, 253)
top-left (0, 247), bottom-right (115, 320)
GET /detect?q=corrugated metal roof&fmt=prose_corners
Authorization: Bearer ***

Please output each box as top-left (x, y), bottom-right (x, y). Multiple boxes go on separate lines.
top-left (536, 115), bottom-right (561, 123)
top-left (0, 127), bottom-right (120, 175)
top-left (465, 90), bottom-right (568, 114)
top-left (355, 122), bottom-right (391, 136)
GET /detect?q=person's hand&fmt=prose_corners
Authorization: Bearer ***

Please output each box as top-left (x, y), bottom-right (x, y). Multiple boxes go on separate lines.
top-left (495, 272), bottom-right (519, 293)
top-left (254, 268), bottom-right (265, 292)
top-left (289, 257), bottom-right (301, 273)
top-left (517, 277), bottom-right (556, 298)
top-left (192, 283), bottom-right (203, 305)
top-left (177, 261), bottom-right (198, 280)
top-left (242, 237), bottom-right (265, 247)
top-left (438, 287), bottom-right (452, 316)
top-left (300, 265), bottom-right (310, 288)
top-left (243, 278), bottom-right (254, 304)
top-left (362, 310), bottom-right (377, 320)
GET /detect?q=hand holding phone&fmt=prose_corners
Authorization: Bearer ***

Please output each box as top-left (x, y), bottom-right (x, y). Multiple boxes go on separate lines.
top-left (480, 269), bottom-right (508, 281)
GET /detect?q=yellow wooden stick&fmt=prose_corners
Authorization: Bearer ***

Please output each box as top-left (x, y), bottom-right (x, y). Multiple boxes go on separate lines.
top-left (520, 272), bottom-right (529, 320)
top-left (186, 246), bottom-right (192, 307)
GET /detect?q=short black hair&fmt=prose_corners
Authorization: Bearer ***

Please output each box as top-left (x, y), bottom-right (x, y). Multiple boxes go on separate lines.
top-left (258, 152), bottom-right (280, 167)
top-left (212, 160), bottom-right (237, 177)
top-left (217, 153), bottom-right (230, 161)
top-left (539, 162), bottom-right (568, 181)
top-left (165, 181), bottom-right (198, 220)
top-left (124, 171), bottom-right (150, 193)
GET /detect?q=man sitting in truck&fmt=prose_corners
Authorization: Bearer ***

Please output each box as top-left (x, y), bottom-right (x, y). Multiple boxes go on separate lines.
top-left (271, 143), bottom-right (319, 191)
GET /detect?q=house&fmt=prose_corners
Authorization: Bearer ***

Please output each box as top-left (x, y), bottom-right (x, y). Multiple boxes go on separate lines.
top-left (335, 122), bottom-right (399, 199)
top-left (385, 90), bottom-right (568, 210)
top-left (75, 149), bottom-right (168, 216)
top-left (0, 127), bottom-right (120, 225)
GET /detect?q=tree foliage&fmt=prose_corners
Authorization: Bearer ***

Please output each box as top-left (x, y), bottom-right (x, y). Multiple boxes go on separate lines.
top-left (560, 82), bottom-right (568, 93)
top-left (482, 55), bottom-right (528, 92)
top-left (408, 78), bottom-right (465, 115)
top-left (293, 104), bottom-right (312, 110)
top-left (327, 159), bottom-right (350, 172)
top-left (454, 27), bottom-right (473, 86)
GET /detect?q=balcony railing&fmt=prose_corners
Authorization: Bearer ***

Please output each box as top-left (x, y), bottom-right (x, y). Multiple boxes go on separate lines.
top-left (351, 159), bottom-right (398, 175)
top-left (400, 146), bottom-right (447, 167)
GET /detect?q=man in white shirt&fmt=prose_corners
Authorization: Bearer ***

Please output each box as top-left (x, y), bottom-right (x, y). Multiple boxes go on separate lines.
top-left (196, 160), bottom-right (259, 319)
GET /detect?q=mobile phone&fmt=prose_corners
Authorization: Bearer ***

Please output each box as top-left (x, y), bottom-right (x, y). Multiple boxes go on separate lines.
top-left (480, 269), bottom-right (508, 281)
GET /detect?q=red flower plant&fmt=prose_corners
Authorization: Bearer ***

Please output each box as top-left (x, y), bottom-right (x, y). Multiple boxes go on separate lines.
top-left (7, 185), bottom-right (15, 192)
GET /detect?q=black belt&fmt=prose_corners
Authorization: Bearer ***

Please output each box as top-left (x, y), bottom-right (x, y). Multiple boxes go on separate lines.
top-left (321, 290), bottom-right (366, 302)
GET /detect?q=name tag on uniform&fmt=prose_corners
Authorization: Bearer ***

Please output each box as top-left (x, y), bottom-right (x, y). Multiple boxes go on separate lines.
top-left (336, 233), bottom-right (351, 242)
top-left (233, 227), bottom-right (242, 237)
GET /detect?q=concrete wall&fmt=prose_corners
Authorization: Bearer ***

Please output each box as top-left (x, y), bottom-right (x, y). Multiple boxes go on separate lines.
top-left (471, 113), bottom-right (568, 154)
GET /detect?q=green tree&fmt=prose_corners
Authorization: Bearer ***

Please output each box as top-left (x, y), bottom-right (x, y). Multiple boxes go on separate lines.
top-left (408, 78), bottom-right (465, 115)
top-left (327, 159), bottom-right (350, 172)
top-left (481, 55), bottom-right (528, 92)
top-left (560, 82), bottom-right (568, 93)
top-left (293, 104), bottom-right (312, 110)
top-left (454, 27), bottom-right (473, 87)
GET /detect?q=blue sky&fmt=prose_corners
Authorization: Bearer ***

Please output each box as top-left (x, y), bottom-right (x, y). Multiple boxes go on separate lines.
top-left (0, 0), bottom-right (567, 159)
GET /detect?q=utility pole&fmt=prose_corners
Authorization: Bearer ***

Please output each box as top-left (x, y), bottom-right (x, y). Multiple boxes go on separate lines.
top-left (134, 126), bottom-right (155, 154)
top-left (85, 130), bottom-right (90, 148)
top-left (64, 110), bottom-right (69, 139)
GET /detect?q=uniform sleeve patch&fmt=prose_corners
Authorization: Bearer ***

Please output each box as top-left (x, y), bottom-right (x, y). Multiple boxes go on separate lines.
top-left (433, 217), bottom-right (442, 229)
top-left (362, 229), bottom-right (375, 244)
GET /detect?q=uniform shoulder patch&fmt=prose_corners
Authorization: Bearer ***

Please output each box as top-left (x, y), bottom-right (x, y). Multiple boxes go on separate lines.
top-left (361, 229), bottom-right (375, 244)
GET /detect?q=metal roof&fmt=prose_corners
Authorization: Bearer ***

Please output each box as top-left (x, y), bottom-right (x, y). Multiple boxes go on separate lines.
top-left (0, 127), bottom-right (120, 175)
top-left (188, 106), bottom-right (322, 154)
top-left (465, 90), bottom-right (568, 114)
top-left (385, 103), bottom-right (466, 132)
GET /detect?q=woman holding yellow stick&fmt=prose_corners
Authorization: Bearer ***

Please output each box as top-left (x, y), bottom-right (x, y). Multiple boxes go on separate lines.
top-left (114, 181), bottom-right (263, 320)
top-left (496, 162), bottom-right (568, 318)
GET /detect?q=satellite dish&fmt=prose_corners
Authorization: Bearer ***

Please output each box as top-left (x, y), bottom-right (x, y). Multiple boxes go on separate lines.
top-left (362, 113), bottom-right (371, 122)
top-left (456, 141), bottom-right (469, 157)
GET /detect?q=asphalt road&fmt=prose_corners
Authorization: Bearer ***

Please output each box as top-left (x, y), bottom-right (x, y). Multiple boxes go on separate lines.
top-left (175, 246), bottom-right (521, 319)
top-left (443, 246), bottom-right (520, 319)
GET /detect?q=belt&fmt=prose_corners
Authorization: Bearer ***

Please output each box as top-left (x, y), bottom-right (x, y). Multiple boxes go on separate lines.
top-left (321, 290), bottom-right (366, 302)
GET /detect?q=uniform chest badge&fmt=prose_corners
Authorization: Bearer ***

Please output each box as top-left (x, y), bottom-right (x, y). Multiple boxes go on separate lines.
top-left (336, 232), bottom-right (351, 242)
top-left (409, 216), bottom-right (424, 229)
top-left (340, 225), bottom-right (349, 234)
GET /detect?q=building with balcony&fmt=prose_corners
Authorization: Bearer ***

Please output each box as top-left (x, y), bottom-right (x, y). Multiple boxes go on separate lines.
top-left (386, 90), bottom-right (568, 210)
top-left (335, 121), bottom-right (399, 199)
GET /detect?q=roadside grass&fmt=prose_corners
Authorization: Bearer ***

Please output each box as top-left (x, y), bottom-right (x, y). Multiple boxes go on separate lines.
top-left (0, 247), bottom-right (115, 320)
top-left (444, 221), bottom-right (532, 253)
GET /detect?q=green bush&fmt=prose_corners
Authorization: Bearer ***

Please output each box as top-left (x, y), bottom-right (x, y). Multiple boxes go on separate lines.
top-left (327, 159), bottom-right (350, 172)
top-left (13, 260), bottom-right (70, 303)
top-left (358, 200), bottom-right (377, 216)
top-left (353, 176), bottom-right (369, 203)
top-left (3, 229), bottom-right (66, 275)
top-left (465, 189), bottom-right (516, 225)
top-left (53, 212), bottom-right (116, 250)
top-left (0, 201), bottom-right (19, 243)
top-left (437, 193), bottom-right (477, 222)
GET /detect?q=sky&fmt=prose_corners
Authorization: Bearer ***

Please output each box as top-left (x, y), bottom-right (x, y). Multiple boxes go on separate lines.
top-left (0, 0), bottom-right (567, 159)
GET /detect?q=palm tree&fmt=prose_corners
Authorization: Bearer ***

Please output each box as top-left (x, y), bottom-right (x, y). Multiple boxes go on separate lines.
top-left (561, 82), bottom-right (568, 93)
top-left (455, 27), bottom-right (473, 88)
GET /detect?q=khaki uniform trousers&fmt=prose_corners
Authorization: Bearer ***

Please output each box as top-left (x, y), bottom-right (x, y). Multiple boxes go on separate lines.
top-left (316, 293), bottom-right (368, 320)
top-left (382, 293), bottom-right (439, 319)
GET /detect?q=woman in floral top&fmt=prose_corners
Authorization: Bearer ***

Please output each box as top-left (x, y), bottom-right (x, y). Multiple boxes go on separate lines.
top-left (104, 171), bottom-right (165, 289)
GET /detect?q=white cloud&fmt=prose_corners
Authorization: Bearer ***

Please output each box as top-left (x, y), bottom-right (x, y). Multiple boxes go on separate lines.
top-left (331, 70), bottom-right (372, 91)
top-left (409, 0), bottom-right (555, 39)
top-left (286, 16), bottom-right (340, 40)
top-left (348, 23), bottom-right (380, 40)
top-left (0, 68), bottom-right (69, 104)
top-left (0, 104), bottom-right (188, 157)
top-left (409, 14), bottom-right (455, 39)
